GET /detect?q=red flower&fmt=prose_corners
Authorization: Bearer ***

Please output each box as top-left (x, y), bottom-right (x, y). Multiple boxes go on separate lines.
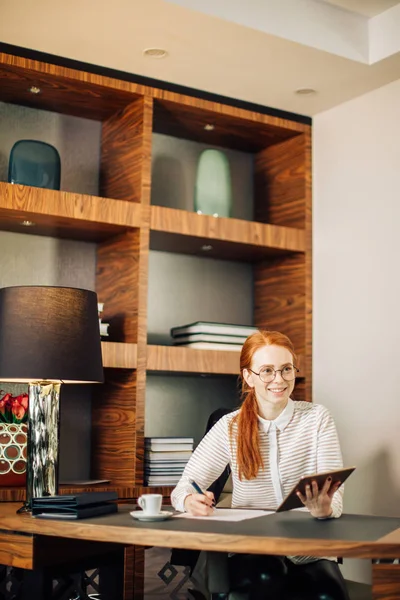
top-left (0, 392), bottom-right (28, 423)
top-left (19, 394), bottom-right (29, 410)
top-left (1, 393), bottom-right (12, 406)
top-left (0, 398), bottom-right (6, 416)
top-left (11, 399), bottom-right (25, 421)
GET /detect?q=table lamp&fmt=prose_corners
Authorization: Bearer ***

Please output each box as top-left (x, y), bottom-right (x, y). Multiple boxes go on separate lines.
top-left (0, 286), bottom-right (104, 512)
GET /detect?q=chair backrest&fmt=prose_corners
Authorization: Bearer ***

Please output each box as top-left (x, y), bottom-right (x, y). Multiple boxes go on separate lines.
top-left (216, 472), bottom-right (233, 508)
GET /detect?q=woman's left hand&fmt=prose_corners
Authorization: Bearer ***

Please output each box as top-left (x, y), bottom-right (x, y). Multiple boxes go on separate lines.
top-left (296, 476), bottom-right (341, 518)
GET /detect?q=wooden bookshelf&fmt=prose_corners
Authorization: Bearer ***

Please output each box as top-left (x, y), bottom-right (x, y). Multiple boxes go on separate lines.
top-left (150, 205), bottom-right (305, 261)
top-left (101, 342), bottom-right (137, 369)
top-left (0, 182), bottom-right (142, 242)
top-left (0, 50), bottom-right (312, 599)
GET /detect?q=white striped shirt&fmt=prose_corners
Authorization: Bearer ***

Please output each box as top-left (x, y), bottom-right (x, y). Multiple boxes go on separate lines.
top-left (171, 399), bottom-right (344, 564)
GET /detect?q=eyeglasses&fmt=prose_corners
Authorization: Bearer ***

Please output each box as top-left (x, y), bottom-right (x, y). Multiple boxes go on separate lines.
top-left (249, 364), bottom-right (299, 383)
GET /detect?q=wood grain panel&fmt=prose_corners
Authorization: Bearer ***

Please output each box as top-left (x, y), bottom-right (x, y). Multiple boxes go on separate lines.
top-left (129, 99), bottom-right (153, 487)
top-left (372, 564), bottom-right (400, 600)
top-left (0, 182), bottom-right (141, 241)
top-left (293, 379), bottom-right (306, 403)
top-left (91, 369), bottom-right (137, 486)
top-left (101, 342), bottom-right (137, 369)
top-left (304, 130), bottom-right (313, 403)
top-left (133, 225), bottom-right (151, 487)
top-left (255, 133), bottom-right (308, 228)
top-left (130, 545), bottom-right (145, 600)
top-left (150, 206), bottom-right (305, 261)
top-left (147, 345), bottom-right (305, 377)
top-left (100, 96), bottom-right (153, 203)
top-left (153, 98), bottom-right (303, 152)
top-left (0, 532), bottom-right (33, 568)
top-left (96, 231), bottom-right (139, 343)
top-left (123, 545), bottom-right (135, 600)
top-left (123, 545), bottom-right (134, 600)
top-left (95, 231), bottom-right (140, 486)
top-left (147, 345), bottom-right (241, 375)
top-left (0, 55), bottom-right (139, 120)
top-left (0, 485), bottom-right (175, 503)
top-left (98, 93), bottom-right (153, 485)
top-left (254, 254), bottom-right (307, 395)
top-left (254, 132), bottom-right (312, 400)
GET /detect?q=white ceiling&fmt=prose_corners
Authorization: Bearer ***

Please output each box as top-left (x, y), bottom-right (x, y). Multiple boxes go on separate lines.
top-left (318, 0), bottom-right (399, 16)
top-left (0, 0), bottom-right (400, 118)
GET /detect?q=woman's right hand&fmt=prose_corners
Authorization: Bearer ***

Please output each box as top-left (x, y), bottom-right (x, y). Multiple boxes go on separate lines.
top-left (184, 491), bottom-right (215, 516)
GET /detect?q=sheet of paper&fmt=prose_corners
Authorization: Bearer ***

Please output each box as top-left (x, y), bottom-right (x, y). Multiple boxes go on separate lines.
top-left (175, 508), bottom-right (274, 522)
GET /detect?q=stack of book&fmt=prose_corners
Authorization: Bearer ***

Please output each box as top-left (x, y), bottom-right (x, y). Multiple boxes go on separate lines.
top-left (170, 321), bottom-right (258, 351)
top-left (144, 437), bottom-right (194, 486)
top-left (98, 302), bottom-right (110, 338)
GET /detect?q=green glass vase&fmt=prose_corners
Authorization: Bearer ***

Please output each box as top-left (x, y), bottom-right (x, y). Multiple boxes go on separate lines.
top-left (194, 149), bottom-right (232, 217)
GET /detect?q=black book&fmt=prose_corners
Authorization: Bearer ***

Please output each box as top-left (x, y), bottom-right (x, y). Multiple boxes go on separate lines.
top-left (32, 491), bottom-right (118, 520)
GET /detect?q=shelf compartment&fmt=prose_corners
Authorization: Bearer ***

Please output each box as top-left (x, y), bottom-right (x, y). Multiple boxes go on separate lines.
top-left (153, 98), bottom-right (306, 152)
top-left (147, 345), bottom-right (305, 377)
top-left (101, 342), bottom-right (137, 369)
top-left (0, 54), bottom-right (140, 121)
top-left (0, 182), bottom-right (141, 241)
top-left (150, 206), bottom-right (305, 261)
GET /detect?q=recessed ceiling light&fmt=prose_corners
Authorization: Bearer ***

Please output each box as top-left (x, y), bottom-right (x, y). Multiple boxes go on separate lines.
top-left (28, 86), bottom-right (41, 95)
top-left (143, 48), bottom-right (168, 59)
top-left (204, 124), bottom-right (215, 131)
top-left (295, 88), bottom-right (317, 96)
top-left (22, 220), bottom-right (35, 227)
top-left (201, 244), bottom-right (213, 252)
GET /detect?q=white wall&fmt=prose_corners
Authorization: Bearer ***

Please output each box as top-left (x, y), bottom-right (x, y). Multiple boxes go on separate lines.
top-left (313, 78), bottom-right (400, 582)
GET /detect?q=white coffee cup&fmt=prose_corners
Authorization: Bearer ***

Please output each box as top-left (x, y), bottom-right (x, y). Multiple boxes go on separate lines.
top-left (137, 493), bottom-right (162, 515)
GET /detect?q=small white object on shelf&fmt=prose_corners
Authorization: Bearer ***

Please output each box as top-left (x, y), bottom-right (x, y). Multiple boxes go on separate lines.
top-left (178, 342), bottom-right (243, 351)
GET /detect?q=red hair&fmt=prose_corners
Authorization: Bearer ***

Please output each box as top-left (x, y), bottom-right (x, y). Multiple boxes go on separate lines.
top-left (230, 330), bottom-right (297, 480)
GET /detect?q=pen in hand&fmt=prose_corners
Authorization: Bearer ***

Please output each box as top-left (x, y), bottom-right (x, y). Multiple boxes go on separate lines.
top-left (190, 479), bottom-right (216, 506)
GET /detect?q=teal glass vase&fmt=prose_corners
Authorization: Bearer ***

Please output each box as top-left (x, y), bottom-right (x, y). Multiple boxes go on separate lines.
top-left (194, 149), bottom-right (232, 217)
top-left (8, 140), bottom-right (61, 190)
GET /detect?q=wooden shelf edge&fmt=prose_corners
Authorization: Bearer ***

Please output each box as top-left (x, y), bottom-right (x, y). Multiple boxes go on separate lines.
top-left (150, 205), bottom-right (305, 253)
top-left (147, 344), bottom-right (240, 375)
top-left (147, 345), bottom-right (305, 377)
top-left (0, 53), bottom-right (309, 135)
top-left (101, 342), bottom-right (137, 369)
top-left (0, 182), bottom-right (142, 232)
top-left (0, 484), bottom-right (173, 502)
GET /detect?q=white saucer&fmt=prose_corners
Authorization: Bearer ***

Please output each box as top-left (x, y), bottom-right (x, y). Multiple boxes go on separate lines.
top-left (130, 510), bottom-right (172, 522)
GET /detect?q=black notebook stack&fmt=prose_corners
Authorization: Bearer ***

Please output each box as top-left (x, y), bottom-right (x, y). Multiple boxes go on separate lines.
top-left (31, 491), bottom-right (118, 520)
top-left (170, 322), bottom-right (258, 351)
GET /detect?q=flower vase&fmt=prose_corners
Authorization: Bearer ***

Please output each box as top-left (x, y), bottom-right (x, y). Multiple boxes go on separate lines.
top-left (0, 422), bottom-right (28, 486)
top-left (194, 149), bottom-right (232, 217)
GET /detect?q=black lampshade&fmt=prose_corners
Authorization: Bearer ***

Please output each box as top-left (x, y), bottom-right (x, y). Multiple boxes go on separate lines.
top-left (0, 286), bottom-right (104, 383)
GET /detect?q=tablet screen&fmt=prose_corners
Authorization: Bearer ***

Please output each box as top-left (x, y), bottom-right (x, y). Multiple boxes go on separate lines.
top-left (276, 466), bottom-right (356, 512)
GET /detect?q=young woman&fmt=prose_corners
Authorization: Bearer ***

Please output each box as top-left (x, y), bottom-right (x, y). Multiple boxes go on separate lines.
top-left (171, 330), bottom-right (350, 600)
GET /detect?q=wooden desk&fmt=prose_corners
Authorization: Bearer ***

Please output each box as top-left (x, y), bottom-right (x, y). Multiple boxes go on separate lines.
top-left (0, 503), bottom-right (399, 599)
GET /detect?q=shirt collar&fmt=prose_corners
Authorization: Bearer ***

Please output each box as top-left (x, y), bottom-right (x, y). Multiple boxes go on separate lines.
top-left (258, 398), bottom-right (295, 433)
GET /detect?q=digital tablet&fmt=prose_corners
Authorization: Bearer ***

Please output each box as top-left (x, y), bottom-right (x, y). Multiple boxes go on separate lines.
top-left (276, 466), bottom-right (356, 512)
